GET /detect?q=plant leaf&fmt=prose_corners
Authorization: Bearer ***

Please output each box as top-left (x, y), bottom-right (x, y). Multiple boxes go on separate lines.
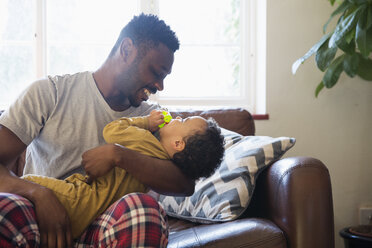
top-left (329, 6), bottom-right (365, 48)
top-left (329, 0), bottom-right (336, 6)
top-left (367, 26), bottom-right (372, 54)
top-left (315, 81), bottom-right (325, 97)
top-left (367, 5), bottom-right (372, 29)
top-left (356, 7), bottom-right (370, 56)
top-left (343, 53), bottom-right (360, 77)
top-left (347, 0), bottom-right (368, 4)
top-left (292, 33), bottom-right (332, 74)
top-left (345, 27), bottom-right (356, 43)
top-left (316, 39), bottom-right (338, 71)
top-left (358, 24), bottom-right (372, 57)
top-left (324, 0), bottom-right (352, 33)
top-left (356, 54), bottom-right (372, 80)
top-left (337, 35), bottom-right (355, 54)
top-left (322, 55), bottom-right (345, 88)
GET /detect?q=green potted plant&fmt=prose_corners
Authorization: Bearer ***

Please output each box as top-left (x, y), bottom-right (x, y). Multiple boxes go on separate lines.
top-left (292, 0), bottom-right (372, 97)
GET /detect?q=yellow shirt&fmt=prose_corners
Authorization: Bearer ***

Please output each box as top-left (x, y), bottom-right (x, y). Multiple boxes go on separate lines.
top-left (23, 116), bottom-right (170, 239)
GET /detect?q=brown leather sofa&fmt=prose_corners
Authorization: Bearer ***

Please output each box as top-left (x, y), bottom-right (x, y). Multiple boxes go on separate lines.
top-left (1, 108), bottom-right (335, 248)
top-left (166, 108), bottom-right (335, 248)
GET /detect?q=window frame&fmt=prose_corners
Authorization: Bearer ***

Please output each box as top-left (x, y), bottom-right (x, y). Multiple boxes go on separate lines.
top-left (142, 0), bottom-right (266, 114)
top-left (7, 0), bottom-right (266, 114)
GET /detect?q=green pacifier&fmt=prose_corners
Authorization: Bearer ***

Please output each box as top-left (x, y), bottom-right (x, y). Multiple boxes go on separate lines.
top-left (158, 111), bottom-right (172, 128)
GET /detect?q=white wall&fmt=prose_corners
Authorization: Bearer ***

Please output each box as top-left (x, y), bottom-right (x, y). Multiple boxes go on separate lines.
top-left (258, 1), bottom-right (372, 247)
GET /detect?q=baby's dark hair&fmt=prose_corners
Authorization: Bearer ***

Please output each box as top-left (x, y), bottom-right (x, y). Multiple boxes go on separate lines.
top-left (172, 118), bottom-right (225, 181)
top-left (109, 13), bottom-right (179, 57)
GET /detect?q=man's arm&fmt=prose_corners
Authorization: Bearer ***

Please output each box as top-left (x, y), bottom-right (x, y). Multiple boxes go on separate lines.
top-left (0, 125), bottom-right (73, 248)
top-left (114, 145), bottom-right (195, 196)
top-left (82, 143), bottom-right (195, 196)
top-left (0, 124), bottom-right (27, 166)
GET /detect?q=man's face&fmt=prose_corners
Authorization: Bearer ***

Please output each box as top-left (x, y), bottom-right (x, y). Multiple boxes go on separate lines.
top-left (122, 43), bottom-right (174, 107)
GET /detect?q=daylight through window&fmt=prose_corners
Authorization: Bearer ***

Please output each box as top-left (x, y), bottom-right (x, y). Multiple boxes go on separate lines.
top-left (0, 0), bottom-right (266, 113)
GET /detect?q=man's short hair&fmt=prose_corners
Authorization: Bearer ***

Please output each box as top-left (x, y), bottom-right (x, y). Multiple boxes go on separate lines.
top-left (109, 13), bottom-right (180, 57)
top-left (172, 118), bottom-right (225, 181)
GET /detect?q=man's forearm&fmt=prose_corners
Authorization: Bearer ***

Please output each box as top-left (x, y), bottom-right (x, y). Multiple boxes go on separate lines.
top-left (0, 164), bottom-right (44, 202)
top-left (0, 164), bottom-right (74, 247)
top-left (113, 145), bottom-right (195, 196)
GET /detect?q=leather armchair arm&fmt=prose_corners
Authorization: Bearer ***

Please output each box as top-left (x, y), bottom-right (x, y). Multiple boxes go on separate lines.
top-left (252, 157), bottom-right (335, 248)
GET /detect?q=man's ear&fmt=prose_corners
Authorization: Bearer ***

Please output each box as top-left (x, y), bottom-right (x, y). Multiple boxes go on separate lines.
top-left (120, 38), bottom-right (136, 63)
top-left (173, 139), bottom-right (185, 152)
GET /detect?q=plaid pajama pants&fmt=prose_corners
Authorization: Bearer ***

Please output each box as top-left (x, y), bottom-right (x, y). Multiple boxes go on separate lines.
top-left (0, 192), bottom-right (169, 248)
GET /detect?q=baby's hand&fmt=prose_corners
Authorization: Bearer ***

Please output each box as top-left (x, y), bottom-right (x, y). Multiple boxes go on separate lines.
top-left (148, 110), bottom-right (165, 132)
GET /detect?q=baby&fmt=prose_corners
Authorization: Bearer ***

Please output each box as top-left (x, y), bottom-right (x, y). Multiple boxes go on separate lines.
top-left (23, 110), bottom-right (225, 239)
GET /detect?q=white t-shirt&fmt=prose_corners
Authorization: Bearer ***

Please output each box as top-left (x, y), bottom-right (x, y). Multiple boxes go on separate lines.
top-left (0, 71), bottom-right (159, 178)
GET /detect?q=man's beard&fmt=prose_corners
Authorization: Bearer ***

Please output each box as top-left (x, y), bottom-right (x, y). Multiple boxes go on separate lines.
top-left (128, 93), bottom-right (142, 107)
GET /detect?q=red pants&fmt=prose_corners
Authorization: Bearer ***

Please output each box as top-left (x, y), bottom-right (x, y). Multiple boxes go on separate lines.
top-left (0, 192), bottom-right (168, 247)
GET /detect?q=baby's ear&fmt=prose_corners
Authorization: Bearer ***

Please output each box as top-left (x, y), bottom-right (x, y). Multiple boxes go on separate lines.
top-left (173, 139), bottom-right (185, 152)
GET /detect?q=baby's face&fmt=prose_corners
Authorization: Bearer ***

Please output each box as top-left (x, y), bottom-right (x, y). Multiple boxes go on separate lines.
top-left (159, 116), bottom-right (207, 138)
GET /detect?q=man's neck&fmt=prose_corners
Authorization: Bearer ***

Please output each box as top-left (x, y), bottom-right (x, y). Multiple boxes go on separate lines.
top-left (93, 68), bottom-right (130, 112)
top-left (104, 94), bottom-right (131, 112)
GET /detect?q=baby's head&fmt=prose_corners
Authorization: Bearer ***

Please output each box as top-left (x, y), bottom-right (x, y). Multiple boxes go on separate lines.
top-left (159, 116), bottom-right (225, 180)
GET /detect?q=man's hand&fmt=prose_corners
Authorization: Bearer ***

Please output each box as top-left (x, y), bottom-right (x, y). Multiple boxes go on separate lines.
top-left (81, 144), bottom-right (118, 183)
top-left (32, 187), bottom-right (73, 248)
top-left (148, 109), bottom-right (166, 132)
top-left (0, 165), bottom-right (72, 248)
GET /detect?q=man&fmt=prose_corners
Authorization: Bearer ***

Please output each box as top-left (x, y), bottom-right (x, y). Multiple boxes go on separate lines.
top-left (0, 14), bottom-right (194, 248)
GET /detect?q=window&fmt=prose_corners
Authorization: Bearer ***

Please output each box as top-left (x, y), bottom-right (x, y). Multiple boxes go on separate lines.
top-left (0, 0), bottom-right (266, 113)
top-left (0, 0), bottom-right (35, 108)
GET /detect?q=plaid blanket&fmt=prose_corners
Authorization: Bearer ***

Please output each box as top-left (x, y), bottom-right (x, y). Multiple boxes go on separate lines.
top-left (0, 192), bottom-right (168, 248)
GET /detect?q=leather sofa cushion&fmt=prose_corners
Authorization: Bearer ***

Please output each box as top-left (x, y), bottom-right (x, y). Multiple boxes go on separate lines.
top-left (168, 217), bottom-right (286, 248)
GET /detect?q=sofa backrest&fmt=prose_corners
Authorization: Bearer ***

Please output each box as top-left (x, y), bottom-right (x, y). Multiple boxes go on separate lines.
top-left (170, 108), bottom-right (255, 136)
